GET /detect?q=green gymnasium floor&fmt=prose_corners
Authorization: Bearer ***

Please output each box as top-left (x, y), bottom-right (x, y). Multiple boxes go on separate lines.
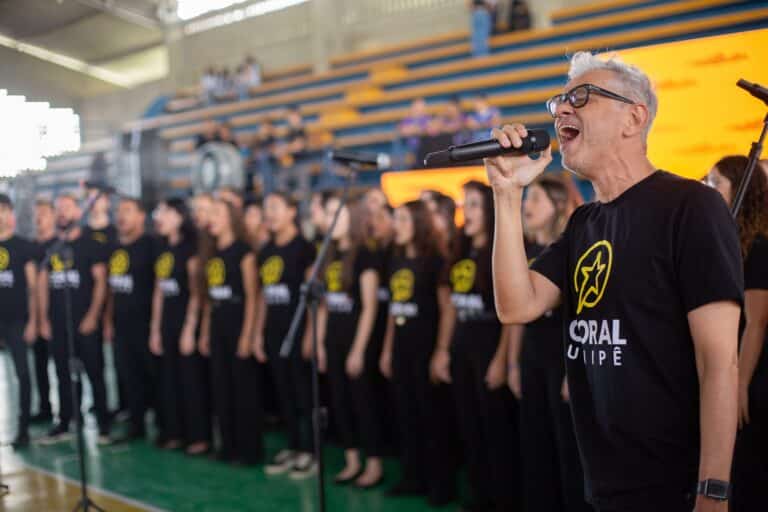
top-left (1, 351), bottom-right (462, 511)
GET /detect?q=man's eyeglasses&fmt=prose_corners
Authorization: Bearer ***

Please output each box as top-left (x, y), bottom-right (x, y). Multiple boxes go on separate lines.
top-left (546, 83), bottom-right (636, 118)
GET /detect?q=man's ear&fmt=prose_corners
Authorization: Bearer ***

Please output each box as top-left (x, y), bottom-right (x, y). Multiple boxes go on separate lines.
top-left (624, 103), bottom-right (649, 138)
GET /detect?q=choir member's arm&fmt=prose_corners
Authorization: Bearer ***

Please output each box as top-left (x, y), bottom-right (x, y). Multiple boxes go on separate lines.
top-left (253, 292), bottom-right (267, 362)
top-left (738, 289), bottom-right (768, 426)
top-left (180, 256), bottom-right (202, 356)
top-left (379, 315), bottom-right (395, 379)
top-left (485, 323), bottom-right (510, 390)
top-left (38, 268), bottom-right (51, 340)
top-left (79, 262), bottom-right (107, 335)
top-left (301, 266), bottom-right (326, 370)
top-left (346, 269), bottom-right (379, 378)
top-left (430, 284), bottom-right (455, 384)
top-left (23, 261), bottom-right (37, 343)
top-left (149, 274), bottom-right (164, 356)
top-left (506, 324), bottom-right (523, 398)
top-left (237, 253), bottom-right (257, 358)
top-left (199, 300), bottom-right (212, 357)
top-left (103, 291), bottom-right (114, 343)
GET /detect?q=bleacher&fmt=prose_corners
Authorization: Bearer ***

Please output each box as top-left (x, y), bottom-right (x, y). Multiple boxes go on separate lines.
top-left (47, 0), bottom-right (768, 193)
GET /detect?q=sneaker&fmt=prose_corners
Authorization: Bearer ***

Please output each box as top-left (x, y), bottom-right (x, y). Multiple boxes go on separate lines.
top-left (288, 453), bottom-right (317, 480)
top-left (264, 449), bottom-right (297, 475)
top-left (11, 432), bottom-right (30, 449)
top-left (37, 423), bottom-right (72, 445)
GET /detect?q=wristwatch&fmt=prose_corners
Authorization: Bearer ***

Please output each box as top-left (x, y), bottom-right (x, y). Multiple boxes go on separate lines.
top-left (697, 479), bottom-right (730, 501)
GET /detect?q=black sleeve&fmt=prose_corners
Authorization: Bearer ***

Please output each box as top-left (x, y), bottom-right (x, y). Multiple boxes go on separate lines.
top-left (301, 238), bottom-right (317, 275)
top-left (675, 185), bottom-right (744, 312)
top-left (530, 212), bottom-right (575, 291)
top-left (356, 247), bottom-right (379, 276)
top-left (744, 236), bottom-right (768, 291)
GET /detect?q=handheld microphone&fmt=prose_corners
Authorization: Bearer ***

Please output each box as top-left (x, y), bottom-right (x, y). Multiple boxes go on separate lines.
top-left (424, 129), bottom-right (550, 167)
top-left (330, 149), bottom-right (391, 170)
top-left (737, 79), bottom-right (768, 107)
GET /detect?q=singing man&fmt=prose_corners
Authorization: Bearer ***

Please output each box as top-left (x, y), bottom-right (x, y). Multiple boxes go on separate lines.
top-left (488, 51), bottom-right (742, 512)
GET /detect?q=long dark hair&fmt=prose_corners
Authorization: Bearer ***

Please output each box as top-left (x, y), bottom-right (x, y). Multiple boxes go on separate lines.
top-left (324, 198), bottom-right (370, 291)
top-left (163, 197), bottom-right (197, 248)
top-left (529, 175), bottom-right (569, 241)
top-left (395, 200), bottom-right (439, 260)
top-left (714, 155), bottom-right (768, 257)
top-left (452, 180), bottom-right (494, 292)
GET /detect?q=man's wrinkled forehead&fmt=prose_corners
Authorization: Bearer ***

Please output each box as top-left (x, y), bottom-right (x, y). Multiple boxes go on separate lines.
top-left (563, 69), bottom-right (622, 93)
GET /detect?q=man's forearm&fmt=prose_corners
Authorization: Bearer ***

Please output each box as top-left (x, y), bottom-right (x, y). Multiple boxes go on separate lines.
top-left (698, 362), bottom-right (738, 482)
top-left (86, 277), bottom-right (107, 321)
top-left (492, 188), bottom-right (535, 323)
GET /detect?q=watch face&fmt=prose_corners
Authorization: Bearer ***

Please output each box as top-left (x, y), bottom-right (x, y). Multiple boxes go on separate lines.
top-left (700, 479), bottom-right (730, 500)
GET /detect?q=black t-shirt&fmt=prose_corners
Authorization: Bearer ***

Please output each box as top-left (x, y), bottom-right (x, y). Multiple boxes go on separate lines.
top-left (389, 254), bottom-right (443, 346)
top-left (83, 224), bottom-right (117, 265)
top-left (324, 246), bottom-right (379, 342)
top-left (743, 235), bottom-right (768, 377)
top-left (371, 241), bottom-right (393, 343)
top-left (155, 238), bottom-right (196, 323)
top-left (0, 235), bottom-right (36, 323)
top-left (522, 241), bottom-right (563, 365)
top-left (531, 171), bottom-right (743, 505)
top-left (445, 243), bottom-right (501, 350)
top-left (258, 235), bottom-right (315, 341)
top-left (47, 233), bottom-right (105, 325)
top-left (206, 240), bottom-right (251, 309)
top-left (109, 234), bottom-right (156, 329)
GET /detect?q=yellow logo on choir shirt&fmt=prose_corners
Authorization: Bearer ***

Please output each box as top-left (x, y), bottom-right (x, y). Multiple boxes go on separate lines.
top-left (109, 250), bottom-right (130, 276)
top-left (573, 240), bottom-right (613, 315)
top-left (92, 231), bottom-right (107, 244)
top-left (390, 268), bottom-right (415, 302)
top-left (260, 255), bottom-right (284, 286)
top-left (206, 258), bottom-right (225, 287)
top-left (51, 253), bottom-right (71, 272)
top-left (450, 258), bottom-right (476, 294)
top-left (155, 252), bottom-right (174, 279)
top-left (0, 247), bottom-right (8, 271)
top-left (325, 260), bottom-right (343, 293)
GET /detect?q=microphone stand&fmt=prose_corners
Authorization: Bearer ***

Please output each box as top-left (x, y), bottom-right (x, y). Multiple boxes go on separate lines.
top-left (279, 163), bottom-right (359, 512)
top-left (730, 111), bottom-right (767, 218)
top-left (40, 190), bottom-right (107, 512)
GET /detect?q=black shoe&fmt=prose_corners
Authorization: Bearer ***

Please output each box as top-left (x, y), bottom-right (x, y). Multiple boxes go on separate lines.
top-left (428, 490), bottom-right (457, 507)
top-left (386, 480), bottom-right (427, 497)
top-left (30, 412), bottom-right (53, 424)
top-left (37, 423), bottom-right (72, 445)
top-left (12, 433), bottom-right (29, 449)
top-left (459, 500), bottom-right (493, 512)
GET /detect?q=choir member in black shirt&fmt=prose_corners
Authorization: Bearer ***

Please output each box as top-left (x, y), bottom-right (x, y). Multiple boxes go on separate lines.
top-left (151, 198), bottom-right (211, 455)
top-left (379, 200), bottom-right (458, 505)
top-left (105, 198), bottom-right (157, 441)
top-left (39, 193), bottom-right (111, 444)
top-left (320, 196), bottom-right (386, 488)
top-left (512, 176), bottom-right (590, 512)
top-left (244, 198), bottom-right (269, 251)
top-left (706, 156), bottom-right (768, 511)
top-left (447, 181), bottom-right (521, 510)
top-left (256, 192), bottom-right (317, 478)
top-left (32, 198), bottom-right (56, 424)
top-left (0, 194), bottom-right (38, 448)
top-left (199, 198), bottom-right (262, 464)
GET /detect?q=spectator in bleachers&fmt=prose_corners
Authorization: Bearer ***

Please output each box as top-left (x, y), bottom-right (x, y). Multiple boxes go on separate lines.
top-left (495, 0), bottom-right (531, 33)
top-left (467, 94), bottom-right (501, 134)
top-left (469, 0), bottom-right (496, 57)
top-left (274, 107), bottom-right (307, 169)
top-left (213, 68), bottom-right (236, 102)
top-left (200, 67), bottom-right (217, 105)
top-left (195, 121), bottom-right (237, 151)
top-left (243, 56), bottom-right (262, 89)
top-left (249, 120), bottom-right (278, 195)
top-left (440, 97), bottom-right (471, 145)
top-left (394, 98), bottom-right (431, 169)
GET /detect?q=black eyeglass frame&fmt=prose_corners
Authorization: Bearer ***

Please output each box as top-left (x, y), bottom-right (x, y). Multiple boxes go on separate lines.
top-left (546, 83), bottom-right (636, 117)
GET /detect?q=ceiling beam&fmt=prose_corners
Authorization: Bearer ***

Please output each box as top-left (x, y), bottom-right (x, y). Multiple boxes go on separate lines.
top-left (72, 0), bottom-right (162, 30)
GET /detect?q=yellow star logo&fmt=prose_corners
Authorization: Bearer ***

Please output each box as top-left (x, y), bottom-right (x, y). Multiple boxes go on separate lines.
top-left (573, 240), bottom-right (613, 315)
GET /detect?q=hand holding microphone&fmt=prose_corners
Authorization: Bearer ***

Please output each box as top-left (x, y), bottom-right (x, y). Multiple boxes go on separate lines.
top-left (485, 124), bottom-right (553, 193)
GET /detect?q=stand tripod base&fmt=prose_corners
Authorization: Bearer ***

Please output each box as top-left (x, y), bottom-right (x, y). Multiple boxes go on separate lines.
top-left (72, 497), bottom-right (106, 512)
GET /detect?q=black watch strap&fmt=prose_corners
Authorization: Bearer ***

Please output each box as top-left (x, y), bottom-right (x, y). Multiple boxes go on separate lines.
top-left (697, 479), bottom-right (730, 501)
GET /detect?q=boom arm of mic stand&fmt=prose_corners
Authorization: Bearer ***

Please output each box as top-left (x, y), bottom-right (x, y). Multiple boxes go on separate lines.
top-left (731, 112), bottom-right (768, 219)
top-left (279, 165), bottom-right (358, 358)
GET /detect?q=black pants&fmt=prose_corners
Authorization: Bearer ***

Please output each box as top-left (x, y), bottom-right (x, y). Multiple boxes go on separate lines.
top-left (114, 323), bottom-right (154, 435)
top-left (51, 323), bottom-right (109, 431)
top-left (3, 321), bottom-right (30, 435)
top-left (732, 367), bottom-right (768, 511)
top-left (520, 333), bottom-right (591, 512)
top-left (159, 319), bottom-right (212, 444)
top-left (452, 326), bottom-right (520, 508)
top-left (391, 326), bottom-right (458, 501)
top-left (33, 336), bottom-right (52, 416)
top-left (210, 306), bottom-right (263, 463)
top-left (326, 323), bottom-right (387, 457)
top-left (594, 486), bottom-right (694, 512)
top-left (266, 333), bottom-right (314, 453)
